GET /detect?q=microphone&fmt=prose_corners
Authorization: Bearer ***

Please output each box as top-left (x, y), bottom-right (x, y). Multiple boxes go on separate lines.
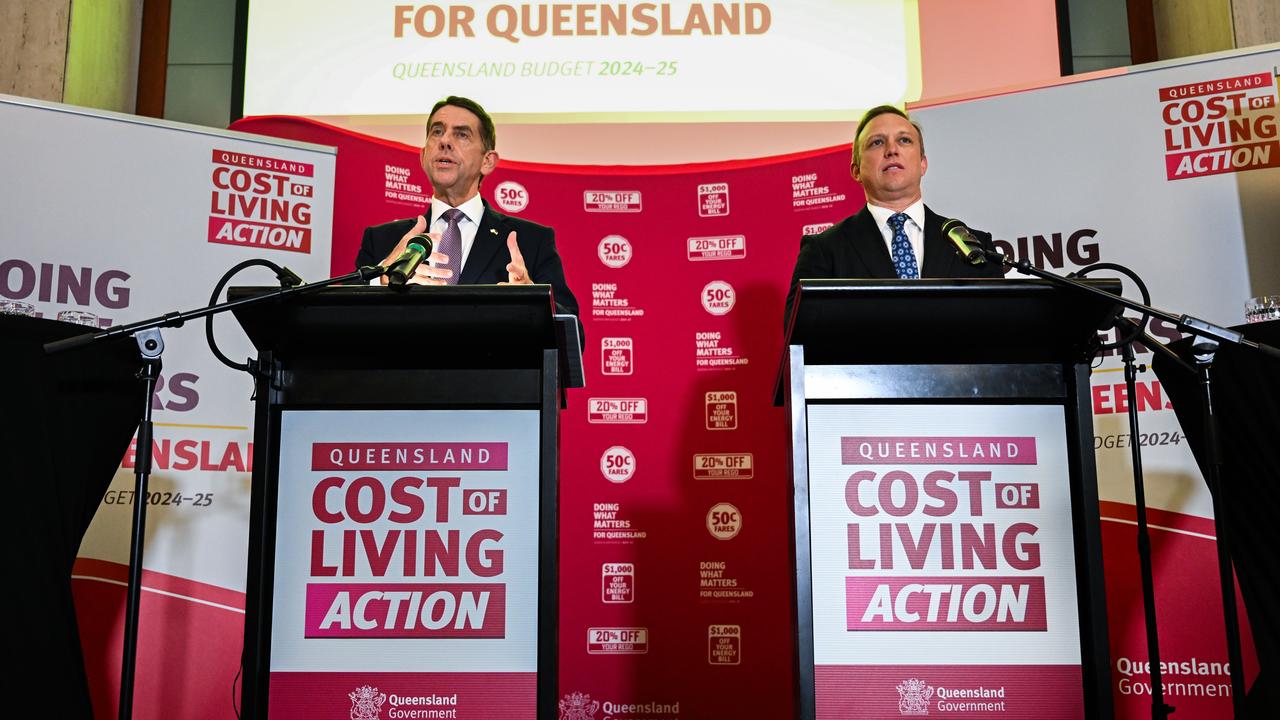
top-left (384, 234), bottom-right (435, 286)
top-left (940, 218), bottom-right (988, 266)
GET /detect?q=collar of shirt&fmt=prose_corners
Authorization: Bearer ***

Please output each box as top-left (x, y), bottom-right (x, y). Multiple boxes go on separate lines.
top-left (866, 199), bottom-right (926, 269)
top-left (428, 193), bottom-right (486, 269)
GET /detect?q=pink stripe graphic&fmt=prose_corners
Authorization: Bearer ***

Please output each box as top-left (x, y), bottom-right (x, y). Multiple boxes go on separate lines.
top-left (72, 557), bottom-right (246, 610)
top-left (1098, 500), bottom-right (1217, 537)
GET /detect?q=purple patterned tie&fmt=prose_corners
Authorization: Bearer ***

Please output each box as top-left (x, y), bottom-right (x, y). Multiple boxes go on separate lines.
top-left (437, 208), bottom-right (463, 285)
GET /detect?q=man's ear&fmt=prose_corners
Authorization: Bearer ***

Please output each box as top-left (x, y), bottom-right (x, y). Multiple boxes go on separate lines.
top-left (481, 150), bottom-right (499, 177)
top-left (850, 160), bottom-right (861, 183)
top-left (920, 154), bottom-right (928, 177)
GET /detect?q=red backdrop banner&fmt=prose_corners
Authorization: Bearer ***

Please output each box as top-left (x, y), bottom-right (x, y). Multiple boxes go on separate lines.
top-left (226, 116), bottom-right (1255, 719)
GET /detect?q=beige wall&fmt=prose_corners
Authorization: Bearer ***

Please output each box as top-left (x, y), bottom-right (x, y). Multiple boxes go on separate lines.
top-left (1, 0), bottom-right (73, 102)
top-left (1154, 0), bottom-right (1236, 59)
top-left (1231, 0), bottom-right (1280, 49)
top-left (1153, 0), bottom-right (1280, 61)
top-left (0, 0), bottom-right (141, 113)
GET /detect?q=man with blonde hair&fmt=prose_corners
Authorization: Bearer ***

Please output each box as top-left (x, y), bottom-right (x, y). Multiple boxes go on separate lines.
top-left (786, 104), bottom-right (1002, 321)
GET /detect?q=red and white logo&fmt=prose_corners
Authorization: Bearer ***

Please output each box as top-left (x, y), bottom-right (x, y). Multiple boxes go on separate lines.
top-left (698, 182), bottom-right (730, 216)
top-left (584, 190), bottom-right (643, 213)
top-left (208, 149), bottom-right (314, 254)
top-left (602, 563), bottom-right (635, 603)
top-left (601, 446), bottom-right (636, 483)
top-left (791, 171), bottom-right (848, 210)
top-left (802, 222), bottom-right (835, 235)
top-left (348, 685), bottom-right (387, 720)
top-left (559, 692), bottom-right (601, 720)
top-left (598, 235), bottom-right (633, 268)
top-left (897, 678), bottom-right (934, 715)
top-left (687, 235), bottom-right (747, 261)
top-left (705, 391), bottom-right (738, 430)
top-left (693, 453), bottom-right (753, 480)
top-left (1159, 70), bottom-right (1280, 180)
top-left (706, 502), bottom-right (742, 540)
top-left (494, 180), bottom-right (529, 212)
top-left (383, 163), bottom-right (430, 207)
top-left (588, 397), bottom-right (648, 424)
top-left (601, 337), bottom-right (633, 375)
top-left (701, 280), bottom-right (736, 315)
top-left (708, 625), bottom-right (741, 665)
top-left (588, 627), bottom-right (649, 654)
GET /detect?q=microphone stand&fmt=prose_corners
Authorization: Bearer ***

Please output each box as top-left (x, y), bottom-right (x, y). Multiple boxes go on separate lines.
top-left (1110, 317), bottom-right (1187, 720)
top-left (1076, 259), bottom-right (1186, 719)
top-left (44, 262), bottom-right (391, 720)
top-left (977, 249), bottom-right (1279, 719)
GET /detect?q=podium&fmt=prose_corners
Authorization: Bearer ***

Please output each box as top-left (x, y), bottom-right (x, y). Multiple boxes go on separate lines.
top-left (232, 285), bottom-right (569, 719)
top-left (1, 315), bottom-right (142, 717)
top-left (779, 279), bottom-right (1120, 719)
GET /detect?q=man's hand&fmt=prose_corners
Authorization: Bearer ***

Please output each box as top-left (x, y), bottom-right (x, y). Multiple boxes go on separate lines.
top-left (377, 215), bottom-right (451, 285)
top-left (500, 231), bottom-right (532, 285)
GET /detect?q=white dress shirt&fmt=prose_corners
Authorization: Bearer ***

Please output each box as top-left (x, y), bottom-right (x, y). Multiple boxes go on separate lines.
top-left (865, 199), bottom-right (926, 269)
top-left (368, 193), bottom-right (487, 286)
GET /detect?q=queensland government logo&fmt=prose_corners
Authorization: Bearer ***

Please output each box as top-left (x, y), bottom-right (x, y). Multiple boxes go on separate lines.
top-left (349, 685), bottom-right (387, 720)
top-left (897, 678), bottom-right (934, 716)
top-left (559, 692), bottom-right (600, 719)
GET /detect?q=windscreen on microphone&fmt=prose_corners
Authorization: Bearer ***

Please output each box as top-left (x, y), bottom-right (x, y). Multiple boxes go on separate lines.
top-left (941, 218), bottom-right (988, 266)
top-left (386, 241), bottom-right (428, 286)
top-left (407, 233), bottom-right (435, 256)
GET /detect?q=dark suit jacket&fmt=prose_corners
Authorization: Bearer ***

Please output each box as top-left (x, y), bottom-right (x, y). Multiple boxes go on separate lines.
top-left (785, 204), bottom-right (1005, 322)
top-left (355, 201), bottom-right (579, 317)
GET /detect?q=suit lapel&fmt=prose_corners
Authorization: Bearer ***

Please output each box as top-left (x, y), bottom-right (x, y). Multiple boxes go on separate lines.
top-left (920, 205), bottom-right (953, 278)
top-left (459, 202), bottom-right (507, 285)
top-left (849, 206), bottom-right (897, 278)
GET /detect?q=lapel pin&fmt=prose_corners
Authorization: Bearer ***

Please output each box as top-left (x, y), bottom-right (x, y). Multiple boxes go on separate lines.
top-left (489, 228), bottom-right (498, 235)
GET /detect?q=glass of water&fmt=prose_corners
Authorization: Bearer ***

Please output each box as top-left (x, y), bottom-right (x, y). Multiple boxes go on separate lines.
top-left (1, 300), bottom-right (36, 317)
top-left (1246, 295), bottom-right (1280, 324)
top-left (57, 310), bottom-right (101, 327)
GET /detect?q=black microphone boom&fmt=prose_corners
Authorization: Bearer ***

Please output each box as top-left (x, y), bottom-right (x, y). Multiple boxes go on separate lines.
top-left (385, 235), bottom-right (434, 286)
top-left (941, 218), bottom-right (988, 266)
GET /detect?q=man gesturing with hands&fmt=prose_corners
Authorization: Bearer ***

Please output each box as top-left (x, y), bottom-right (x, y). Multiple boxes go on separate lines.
top-left (354, 96), bottom-right (578, 316)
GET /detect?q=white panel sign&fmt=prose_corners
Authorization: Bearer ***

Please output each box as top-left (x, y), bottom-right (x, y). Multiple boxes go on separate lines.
top-left (0, 95), bottom-right (335, 590)
top-left (243, 0), bottom-right (921, 118)
top-left (915, 50), bottom-right (1280, 516)
top-left (270, 409), bottom-right (540, 672)
top-left (806, 403), bottom-right (1084, 717)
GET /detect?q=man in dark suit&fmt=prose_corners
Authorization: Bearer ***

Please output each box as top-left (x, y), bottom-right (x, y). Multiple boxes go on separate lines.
top-left (354, 96), bottom-right (578, 316)
top-left (786, 105), bottom-right (1003, 321)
